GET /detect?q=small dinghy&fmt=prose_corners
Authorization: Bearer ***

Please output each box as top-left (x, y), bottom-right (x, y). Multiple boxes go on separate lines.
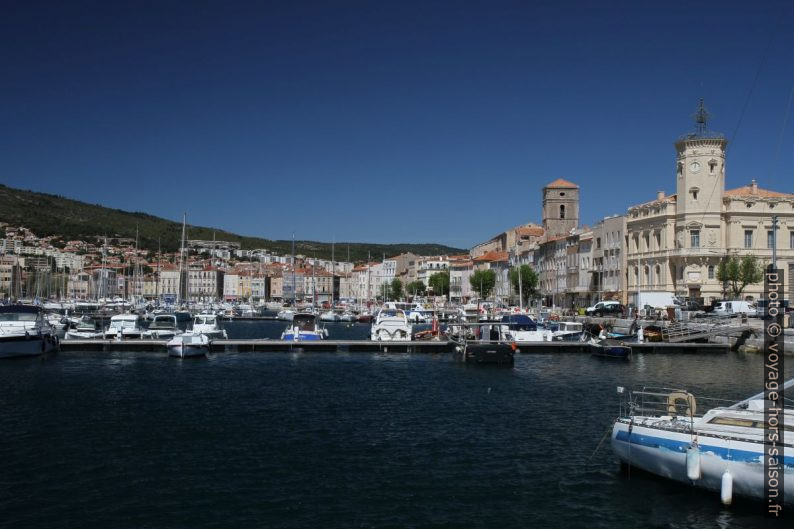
top-left (591, 343), bottom-right (632, 359)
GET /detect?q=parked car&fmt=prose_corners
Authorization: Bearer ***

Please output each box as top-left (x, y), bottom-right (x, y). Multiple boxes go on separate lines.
top-left (755, 299), bottom-right (790, 319)
top-left (679, 299), bottom-right (703, 311)
top-left (713, 300), bottom-right (756, 317)
top-left (585, 301), bottom-right (625, 317)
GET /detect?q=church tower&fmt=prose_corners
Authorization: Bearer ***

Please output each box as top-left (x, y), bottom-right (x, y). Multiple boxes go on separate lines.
top-left (542, 178), bottom-right (579, 238)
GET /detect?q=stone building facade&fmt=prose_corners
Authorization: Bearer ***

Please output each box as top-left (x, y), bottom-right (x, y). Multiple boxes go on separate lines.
top-left (626, 106), bottom-right (794, 305)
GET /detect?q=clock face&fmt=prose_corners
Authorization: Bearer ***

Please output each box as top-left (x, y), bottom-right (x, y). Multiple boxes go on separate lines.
top-left (690, 161), bottom-right (701, 173)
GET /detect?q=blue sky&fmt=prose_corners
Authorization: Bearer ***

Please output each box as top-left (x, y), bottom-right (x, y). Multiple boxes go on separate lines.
top-left (1, 0), bottom-right (792, 248)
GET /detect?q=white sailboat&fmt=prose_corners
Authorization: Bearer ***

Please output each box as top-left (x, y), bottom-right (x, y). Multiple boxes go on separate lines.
top-left (611, 380), bottom-right (794, 506)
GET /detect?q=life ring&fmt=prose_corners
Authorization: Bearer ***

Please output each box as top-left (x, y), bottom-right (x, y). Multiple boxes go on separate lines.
top-left (667, 392), bottom-right (697, 417)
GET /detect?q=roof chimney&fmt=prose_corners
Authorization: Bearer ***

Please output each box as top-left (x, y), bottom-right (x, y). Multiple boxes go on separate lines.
top-left (656, 191), bottom-right (665, 201)
top-left (750, 179), bottom-right (758, 195)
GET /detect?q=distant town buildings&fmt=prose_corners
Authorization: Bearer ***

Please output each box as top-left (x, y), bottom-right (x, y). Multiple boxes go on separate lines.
top-left (1, 102), bottom-right (791, 307)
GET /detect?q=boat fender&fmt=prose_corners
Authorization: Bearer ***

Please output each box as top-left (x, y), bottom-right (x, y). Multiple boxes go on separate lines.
top-left (667, 392), bottom-right (697, 417)
top-left (686, 443), bottom-right (701, 481)
top-left (720, 471), bottom-right (733, 505)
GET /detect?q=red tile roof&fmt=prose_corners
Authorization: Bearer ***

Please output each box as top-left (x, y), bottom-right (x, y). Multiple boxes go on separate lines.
top-left (544, 178), bottom-right (579, 189)
top-left (516, 226), bottom-right (544, 237)
top-left (725, 184), bottom-right (792, 198)
top-left (473, 251), bottom-right (509, 263)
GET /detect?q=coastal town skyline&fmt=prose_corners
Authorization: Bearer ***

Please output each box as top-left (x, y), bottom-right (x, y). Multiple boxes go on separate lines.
top-left (2, 1), bottom-right (793, 247)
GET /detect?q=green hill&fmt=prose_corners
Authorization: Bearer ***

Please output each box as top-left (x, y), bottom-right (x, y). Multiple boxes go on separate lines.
top-left (0, 184), bottom-right (466, 261)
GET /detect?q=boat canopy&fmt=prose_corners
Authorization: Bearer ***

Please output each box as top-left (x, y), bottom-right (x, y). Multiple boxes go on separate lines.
top-left (0, 305), bottom-right (41, 314)
top-left (500, 314), bottom-right (537, 331)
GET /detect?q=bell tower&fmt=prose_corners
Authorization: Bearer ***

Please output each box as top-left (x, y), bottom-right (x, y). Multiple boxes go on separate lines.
top-left (542, 178), bottom-right (579, 238)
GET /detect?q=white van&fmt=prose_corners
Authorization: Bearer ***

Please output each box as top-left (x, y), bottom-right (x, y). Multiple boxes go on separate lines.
top-left (713, 300), bottom-right (756, 317)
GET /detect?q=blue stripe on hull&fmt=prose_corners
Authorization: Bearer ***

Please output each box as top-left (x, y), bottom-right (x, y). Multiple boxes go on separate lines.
top-left (282, 333), bottom-right (323, 341)
top-left (615, 430), bottom-right (794, 467)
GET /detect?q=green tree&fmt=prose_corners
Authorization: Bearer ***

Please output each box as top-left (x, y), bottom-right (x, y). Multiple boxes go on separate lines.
top-left (716, 255), bottom-right (763, 299)
top-left (428, 270), bottom-right (450, 296)
top-left (509, 264), bottom-right (539, 305)
top-left (406, 280), bottom-right (426, 296)
top-left (390, 278), bottom-right (403, 301)
top-left (470, 269), bottom-right (496, 299)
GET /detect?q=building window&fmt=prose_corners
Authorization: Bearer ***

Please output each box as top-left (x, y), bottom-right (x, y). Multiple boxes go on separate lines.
top-left (744, 230), bottom-right (753, 249)
top-left (690, 230), bottom-right (700, 248)
top-left (708, 265), bottom-right (714, 279)
top-left (790, 230), bottom-right (794, 249)
top-left (768, 230), bottom-right (775, 249)
top-left (655, 265), bottom-right (661, 285)
top-left (596, 237), bottom-right (601, 249)
top-left (560, 205), bottom-right (565, 219)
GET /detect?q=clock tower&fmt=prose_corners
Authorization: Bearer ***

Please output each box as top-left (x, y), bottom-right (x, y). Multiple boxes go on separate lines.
top-left (674, 99), bottom-right (727, 218)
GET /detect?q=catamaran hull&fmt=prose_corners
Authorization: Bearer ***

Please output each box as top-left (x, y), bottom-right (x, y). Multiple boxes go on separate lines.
top-left (611, 421), bottom-right (794, 505)
top-left (0, 334), bottom-right (59, 358)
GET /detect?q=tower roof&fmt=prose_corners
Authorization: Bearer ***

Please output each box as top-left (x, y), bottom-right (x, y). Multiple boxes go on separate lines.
top-left (544, 178), bottom-right (579, 189)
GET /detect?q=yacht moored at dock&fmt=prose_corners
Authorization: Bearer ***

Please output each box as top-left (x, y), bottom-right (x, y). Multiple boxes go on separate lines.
top-left (103, 314), bottom-right (146, 340)
top-left (64, 316), bottom-right (103, 340)
top-left (167, 332), bottom-right (210, 358)
top-left (0, 305), bottom-right (59, 358)
top-left (281, 313), bottom-right (327, 341)
top-left (191, 313), bottom-right (227, 339)
top-left (144, 314), bottom-right (182, 340)
top-left (497, 314), bottom-right (553, 343)
top-left (370, 309), bottom-right (412, 341)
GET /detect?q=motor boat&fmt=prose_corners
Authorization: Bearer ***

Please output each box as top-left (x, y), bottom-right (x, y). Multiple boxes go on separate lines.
top-left (339, 311), bottom-right (357, 323)
top-left (552, 321), bottom-right (585, 341)
top-left (281, 313), bottom-right (327, 341)
top-left (496, 314), bottom-right (553, 342)
top-left (64, 316), bottom-right (103, 340)
top-left (0, 305), bottom-right (59, 358)
top-left (103, 314), bottom-right (146, 339)
top-left (611, 381), bottom-right (794, 505)
top-left (320, 310), bottom-right (340, 322)
top-left (167, 332), bottom-right (209, 358)
top-left (144, 314), bottom-right (182, 340)
top-left (191, 313), bottom-right (228, 339)
top-left (370, 309), bottom-right (412, 341)
top-left (277, 308), bottom-right (295, 321)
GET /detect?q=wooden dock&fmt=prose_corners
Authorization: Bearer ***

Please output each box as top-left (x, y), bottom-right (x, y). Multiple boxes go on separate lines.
top-left (58, 339), bottom-right (729, 354)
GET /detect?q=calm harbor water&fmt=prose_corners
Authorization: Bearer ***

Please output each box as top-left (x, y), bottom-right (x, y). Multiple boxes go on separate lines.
top-left (1, 330), bottom-right (790, 528)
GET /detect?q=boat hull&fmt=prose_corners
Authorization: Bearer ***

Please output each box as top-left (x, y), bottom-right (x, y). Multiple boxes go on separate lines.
top-left (281, 332), bottom-right (324, 341)
top-left (462, 343), bottom-right (514, 366)
top-left (591, 344), bottom-right (631, 359)
top-left (0, 333), bottom-right (59, 358)
top-left (167, 343), bottom-right (208, 358)
top-left (611, 421), bottom-right (794, 505)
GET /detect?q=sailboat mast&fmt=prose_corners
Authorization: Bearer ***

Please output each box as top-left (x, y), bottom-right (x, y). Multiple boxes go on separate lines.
top-left (291, 232), bottom-right (296, 307)
top-left (178, 213), bottom-right (186, 305)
